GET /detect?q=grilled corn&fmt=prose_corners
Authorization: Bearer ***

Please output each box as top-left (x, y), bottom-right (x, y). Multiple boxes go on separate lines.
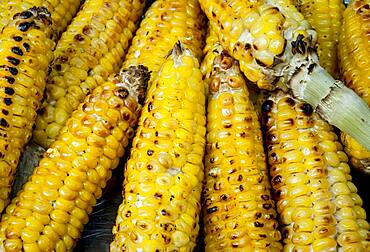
top-left (111, 42), bottom-right (206, 251)
top-left (0, 65), bottom-right (150, 251)
top-left (262, 91), bottom-right (370, 251)
top-left (199, 0), bottom-right (370, 150)
top-left (202, 32), bottom-right (282, 251)
top-left (33, 0), bottom-right (146, 148)
top-left (0, 7), bottom-right (54, 213)
top-left (338, 0), bottom-right (370, 174)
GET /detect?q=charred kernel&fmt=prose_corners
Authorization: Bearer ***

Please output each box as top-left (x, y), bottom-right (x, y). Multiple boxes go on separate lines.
top-left (4, 87), bottom-right (15, 95)
top-left (74, 34), bottom-right (84, 41)
top-left (4, 98), bottom-right (12, 105)
top-left (224, 123), bottom-right (232, 128)
top-left (262, 100), bottom-right (274, 113)
top-left (2, 109), bottom-right (8, 115)
top-left (220, 194), bottom-right (228, 200)
top-left (254, 221), bottom-right (264, 227)
top-left (148, 102), bottom-right (154, 111)
top-left (237, 175), bottom-right (243, 181)
top-left (5, 76), bottom-right (15, 84)
top-left (8, 67), bottom-right (18, 75)
top-left (206, 206), bottom-right (218, 214)
top-left (18, 21), bottom-right (35, 32)
top-left (154, 193), bottom-right (162, 199)
top-left (11, 47), bottom-right (23, 56)
top-left (160, 210), bottom-right (167, 216)
top-left (147, 165), bottom-right (153, 170)
top-left (23, 43), bottom-right (30, 52)
top-left (18, 10), bottom-right (33, 19)
top-left (13, 36), bottom-right (22, 41)
top-left (7, 57), bottom-right (20, 66)
top-left (125, 211), bottom-right (131, 217)
top-left (147, 150), bottom-right (154, 156)
top-left (0, 118), bottom-right (9, 127)
top-left (115, 88), bottom-right (129, 99)
top-left (245, 43), bottom-right (251, 50)
top-left (285, 98), bottom-right (295, 106)
top-left (300, 103), bottom-right (313, 115)
top-left (263, 203), bottom-right (272, 209)
top-left (55, 64), bottom-right (62, 71)
top-left (261, 195), bottom-right (270, 200)
top-left (239, 185), bottom-right (244, 191)
top-left (255, 212), bottom-right (262, 218)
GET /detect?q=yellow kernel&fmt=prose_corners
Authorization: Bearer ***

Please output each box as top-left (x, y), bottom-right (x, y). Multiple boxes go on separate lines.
top-left (21, 228), bottom-right (40, 244)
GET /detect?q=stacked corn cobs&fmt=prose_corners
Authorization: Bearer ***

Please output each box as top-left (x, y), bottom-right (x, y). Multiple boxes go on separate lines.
top-left (0, 0), bottom-right (368, 251)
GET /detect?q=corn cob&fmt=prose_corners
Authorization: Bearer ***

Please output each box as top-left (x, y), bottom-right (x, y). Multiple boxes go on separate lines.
top-left (199, 0), bottom-right (370, 150)
top-left (294, 0), bottom-right (344, 76)
top-left (123, 0), bottom-right (206, 84)
top-left (338, 0), bottom-right (370, 174)
top-left (111, 42), bottom-right (206, 251)
top-left (0, 65), bottom-right (150, 251)
top-left (33, 0), bottom-right (146, 149)
top-left (202, 33), bottom-right (282, 251)
top-left (0, 7), bottom-right (54, 213)
top-left (262, 91), bottom-right (370, 251)
top-left (0, 0), bottom-right (81, 38)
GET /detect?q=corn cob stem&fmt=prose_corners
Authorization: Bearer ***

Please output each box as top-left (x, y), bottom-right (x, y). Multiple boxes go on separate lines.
top-left (0, 65), bottom-right (149, 251)
top-left (202, 31), bottom-right (282, 251)
top-left (262, 91), bottom-right (370, 251)
top-left (199, 0), bottom-right (370, 151)
top-left (0, 7), bottom-right (54, 213)
top-left (111, 42), bottom-right (206, 251)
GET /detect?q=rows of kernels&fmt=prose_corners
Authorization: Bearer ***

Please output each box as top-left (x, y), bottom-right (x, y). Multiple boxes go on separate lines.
top-left (338, 0), bottom-right (370, 172)
top-left (199, 0), bottom-right (315, 90)
top-left (263, 92), bottom-right (370, 251)
top-left (0, 8), bottom-right (54, 213)
top-left (33, 0), bottom-right (146, 148)
top-left (263, 93), bottom-right (338, 251)
top-left (123, 0), bottom-right (206, 83)
top-left (0, 0), bottom-right (81, 38)
top-left (111, 46), bottom-right (206, 251)
top-left (203, 47), bottom-right (282, 251)
top-left (294, 0), bottom-right (344, 76)
top-left (312, 115), bottom-right (370, 250)
top-left (0, 70), bottom-right (145, 251)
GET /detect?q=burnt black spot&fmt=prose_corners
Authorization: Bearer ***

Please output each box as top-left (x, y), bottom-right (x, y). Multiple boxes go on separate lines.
top-left (300, 103), bottom-right (313, 116)
top-left (239, 185), bottom-right (244, 191)
top-left (148, 102), bottom-right (154, 112)
top-left (224, 123), bottom-right (232, 128)
top-left (23, 42), bottom-right (30, 52)
top-left (60, 55), bottom-right (68, 63)
top-left (261, 194), bottom-right (270, 201)
top-left (18, 21), bottom-right (35, 32)
top-left (285, 97), bottom-right (295, 106)
top-left (272, 175), bottom-right (282, 185)
top-left (147, 164), bottom-right (153, 170)
top-left (2, 109), bottom-right (8, 115)
top-left (212, 11), bottom-right (216, 17)
top-left (210, 157), bottom-right (215, 164)
top-left (160, 209), bottom-right (168, 216)
top-left (308, 63), bottom-right (316, 74)
top-left (147, 149), bottom-right (154, 156)
top-left (237, 175), bottom-right (243, 181)
top-left (125, 210), bottom-right (131, 217)
top-left (313, 146), bottom-right (318, 152)
top-left (82, 25), bottom-right (92, 35)
top-left (220, 194), bottom-right (228, 200)
top-left (262, 100), bottom-right (274, 113)
top-left (0, 118), bottom-right (9, 127)
top-left (4, 98), bottom-right (12, 105)
top-left (206, 206), bottom-right (218, 214)
top-left (4, 87), bottom-right (14, 95)
top-left (154, 193), bottom-right (162, 199)
top-left (74, 34), bottom-right (84, 41)
top-left (155, 131), bottom-right (158, 137)
top-left (154, 140), bottom-right (158, 145)
top-left (5, 76), bottom-right (15, 84)
top-left (11, 47), bottom-right (23, 56)
top-left (8, 67), bottom-right (18, 75)
top-left (255, 212), bottom-right (262, 218)
top-left (232, 244), bottom-right (238, 248)
top-left (13, 36), bottom-right (22, 42)
top-left (229, 159), bottom-right (235, 165)
top-left (115, 87), bottom-right (129, 99)
top-left (274, 190), bottom-right (282, 198)
top-left (254, 221), bottom-right (264, 227)
top-left (170, 195), bottom-right (174, 201)
top-left (17, 10), bottom-right (33, 19)
top-left (7, 57), bottom-right (20, 66)
top-left (245, 43), bottom-right (251, 50)
top-left (55, 64), bottom-right (62, 71)
top-left (260, 234), bottom-right (267, 238)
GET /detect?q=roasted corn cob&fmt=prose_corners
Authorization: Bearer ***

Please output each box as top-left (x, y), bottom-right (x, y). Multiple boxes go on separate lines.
top-left (294, 0), bottom-right (344, 76)
top-left (0, 65), bottom-right (150, 251)
top-left (111, 42), bottom-right (206, 251)
top-left (262, 92), bottom-right (370, 251)
top-left (123, 0), bottom-right (206, 83)
top-left (202, 33), bottom-right (282, 251)
top-left (0, 0), bottom-right (81, 38)
top-left (338, 0), bottom-right (370, 174)
top-left (33, 0), bottom-right (146, 149)
top-left (199, 0), bottom-right (370, 150)
top-left (0, 7), bottom-right (54, 213)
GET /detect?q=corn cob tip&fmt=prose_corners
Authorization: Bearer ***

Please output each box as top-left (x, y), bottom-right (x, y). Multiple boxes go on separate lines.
top-left (115, 65), bottom-right (150, 105)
